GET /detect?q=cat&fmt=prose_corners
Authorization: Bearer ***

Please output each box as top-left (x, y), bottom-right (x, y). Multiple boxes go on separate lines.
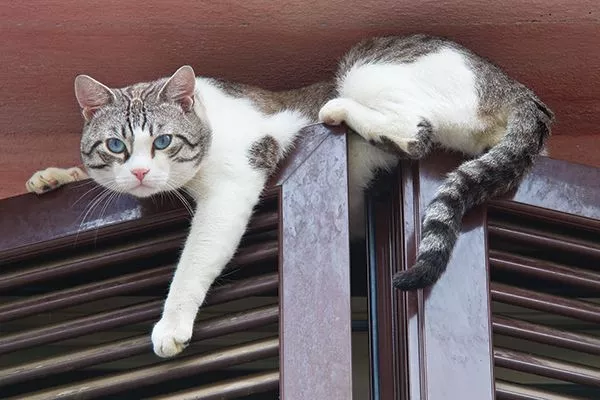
top-left (27, 34), bottom-right (553, 358)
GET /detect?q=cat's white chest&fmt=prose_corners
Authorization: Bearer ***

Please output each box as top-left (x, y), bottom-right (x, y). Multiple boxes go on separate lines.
top-left (187, 78), bottom-right (309, 199)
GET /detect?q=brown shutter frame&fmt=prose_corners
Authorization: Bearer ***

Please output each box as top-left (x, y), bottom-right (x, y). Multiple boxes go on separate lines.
top-left (370, 152), bottom-right (600, 399)
top-left (0, 124), bottom-right (353, 399)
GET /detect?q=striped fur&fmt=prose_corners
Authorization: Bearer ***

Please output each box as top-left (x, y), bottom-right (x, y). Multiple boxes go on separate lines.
top-left (393, 99), bottom-right (553, 289)
top-left (320, 35), bottom-right (555, 290)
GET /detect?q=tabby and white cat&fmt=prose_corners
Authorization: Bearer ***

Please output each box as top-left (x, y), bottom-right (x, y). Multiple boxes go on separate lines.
top-left (27, 35), bottom-right (553, 357)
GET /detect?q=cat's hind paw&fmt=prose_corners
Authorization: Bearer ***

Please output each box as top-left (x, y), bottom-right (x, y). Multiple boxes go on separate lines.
top-left (151, 315), bottom-right (194, 358)
top-left (373, 137), bottom-right (421, 158)
top-left (319, 98), bottom-right (348, 126)
top-left (26, 167), bottom-right (88, 194)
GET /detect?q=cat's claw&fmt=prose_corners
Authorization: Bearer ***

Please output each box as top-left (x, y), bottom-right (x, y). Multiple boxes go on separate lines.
top-left (26, 167), bottom-right (88, 194)
top-left (151, 315), bottom-right (194, 358)
top-left (319, 98), bottom-right (348, 126)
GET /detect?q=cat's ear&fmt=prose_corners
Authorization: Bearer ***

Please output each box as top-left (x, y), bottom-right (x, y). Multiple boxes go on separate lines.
top-left (158, 65), bottom-right (196, 112)
top-left (74, 75), bottom-right (115, 122)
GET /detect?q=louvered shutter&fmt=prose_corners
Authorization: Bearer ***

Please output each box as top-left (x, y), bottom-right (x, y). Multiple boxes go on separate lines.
top-left (0, 125), bottom-right (353, 400)
top-left (368, 154), bottom-right (600, 400)
top-left (490, 158), bottom-right (600, 400)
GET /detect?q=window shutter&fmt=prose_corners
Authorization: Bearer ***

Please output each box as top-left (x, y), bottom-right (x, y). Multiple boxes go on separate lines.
top-left (367, 154), bottom-right (493, 400)
top-left (0, 184), bottom-right (280, 399)
top-left (0, 124), bottom-right (353, 399)
top-left (368, 154), bottom-right (600, 400)
top-left (489, 158), bottom-right (600, 399)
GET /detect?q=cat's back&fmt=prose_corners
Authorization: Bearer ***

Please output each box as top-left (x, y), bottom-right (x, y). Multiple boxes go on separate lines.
top-left (334, 34), bottom-right (526, 154)
top-left (192, 77), bottom-right (309, 178)
top-left (338, 34), bottom-right (500, 78)
top-left (336, 35), bottom-right (478, 101)
top-left (336, 35), bottom-right (484, 132)
top-left (337, 34), bottom-right (528, 108)
top-left (338, 34), bottom-right (450, 72)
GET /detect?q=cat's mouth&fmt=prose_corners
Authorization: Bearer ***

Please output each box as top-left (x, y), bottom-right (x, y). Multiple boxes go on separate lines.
top-left (128, 183), bottom-right (159, 198)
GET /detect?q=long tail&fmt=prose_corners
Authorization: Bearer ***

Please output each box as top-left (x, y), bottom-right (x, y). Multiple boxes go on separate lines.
top-left (393, 97), bottom-right (554, 290)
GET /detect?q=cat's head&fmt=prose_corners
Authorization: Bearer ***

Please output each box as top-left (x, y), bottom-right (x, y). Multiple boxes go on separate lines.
top-left (75, 66), bottom-right (210, 198)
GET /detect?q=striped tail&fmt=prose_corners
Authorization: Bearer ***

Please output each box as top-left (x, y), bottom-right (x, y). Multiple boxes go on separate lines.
top-left (393, 98), bottom-right (554, 290)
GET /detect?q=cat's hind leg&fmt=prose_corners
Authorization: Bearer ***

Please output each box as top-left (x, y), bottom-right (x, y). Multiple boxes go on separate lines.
top-left (374, 119), bottom-right (435, 159)
top-left (26, 167), bottom-right (88, 194)
top-left (319, 97), bottom-right (433, 159)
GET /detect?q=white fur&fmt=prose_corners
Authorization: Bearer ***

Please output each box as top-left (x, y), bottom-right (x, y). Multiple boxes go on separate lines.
top-left (29, 47), bottom-right (507, 358)
top-left (321, 48), bottom-right (495, 156)
top-left (320, 48), bottom-right (499, 239)
top-left (26, 167), bottom-right (88, 194)
top-left (155, 48), bottom-right (495, 354)
top-left (151, 78), bottom-right (309, 357)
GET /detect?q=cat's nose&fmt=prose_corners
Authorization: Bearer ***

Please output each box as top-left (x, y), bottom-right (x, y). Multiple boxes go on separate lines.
top-left (131, 168), bottom-right (150, 182)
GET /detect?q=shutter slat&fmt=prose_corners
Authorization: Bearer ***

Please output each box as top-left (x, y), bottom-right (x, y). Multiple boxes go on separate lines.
top-left (0, 240), bottom-right (277, 323)
top-left (233, 240), bottom-right (278, 265)
top-left (490, 250), bottom-right (600, 291)
top-left (0, 198), bottom-right (277, 266)
top-left (246, 211), bottom-right (278, 232)
top-left (0, 232), bottom-right (186, 291)
top-left (0, 265), bottom-right (173, 323)
top-left (491, 283), bottom-right (600, 324)
top-left (202, 273), bottom-right (278, 305)
top-left (0, 305), bottom-right (278, 387)
top-left (149, 370), bottom-right (279, 400)
top-left (8, 337), bottom-right (279, 400)
top-left (495, 347), bottom-right (600, 387)
top-left (491, 201), bottom-right (600, 233)
top-left (0, 212), bottom-right (278, 293)
top-left (0, 272), bottom-right (278, 355)
top-left (0, 300), bottom-right (161, 355)
top-left (0, 207), bottom-right (190, 265)
top-left (495, 380), bottom-right (585, 400)
top-left (488, 225), bottom-right (600, 259)
top-left (492, 315), bottom-right (600, 355)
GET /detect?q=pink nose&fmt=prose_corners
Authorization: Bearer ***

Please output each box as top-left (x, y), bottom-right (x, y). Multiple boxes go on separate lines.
top-left (131, 168), bottom-right (149, 182)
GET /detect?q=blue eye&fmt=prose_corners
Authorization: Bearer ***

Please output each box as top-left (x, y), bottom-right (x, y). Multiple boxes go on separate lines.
top-left (106, 138), bottom-right (126, 153)
top-left (153, 134), bottom-right (172, 150)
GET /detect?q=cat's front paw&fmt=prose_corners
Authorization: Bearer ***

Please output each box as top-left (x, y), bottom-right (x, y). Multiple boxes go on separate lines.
top-left (319, 98), bottom-right (348, 126)
top-left (151, 314), bottom-right (194, 358)
top-left (26, 167), bottom-right (88, 194)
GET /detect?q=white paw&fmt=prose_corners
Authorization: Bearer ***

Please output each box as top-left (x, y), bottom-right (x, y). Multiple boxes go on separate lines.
top-left (319, 98), bottom-right (348, 126)
top-left (151, 315), bottom-right (194, 358)
top-left (26, 167), bottom-right (88, 194)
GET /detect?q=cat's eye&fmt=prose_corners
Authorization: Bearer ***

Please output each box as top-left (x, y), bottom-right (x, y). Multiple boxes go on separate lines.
top-left (153, 134), bottom-right (172, 150)
top-left (106, 138), bottom-right (126, 154)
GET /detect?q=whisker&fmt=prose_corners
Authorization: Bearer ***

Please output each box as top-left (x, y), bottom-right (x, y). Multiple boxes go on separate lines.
top-left (94, 189), bottom-right (122, 245)
top-left (71, 184), bottom-right (104, 208)
top-left (76, 180), bottom-right (119, 233)
top-left (164, 181), bottom-right (195, 217)
top-left (180, 185), bottom-right (201, 201)
top-left (74, 188), bottom-right (111, 244)
top-left (174, 184), bottom-right (195, 214)
top-left (71, 179), bottom-right (96, 189)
